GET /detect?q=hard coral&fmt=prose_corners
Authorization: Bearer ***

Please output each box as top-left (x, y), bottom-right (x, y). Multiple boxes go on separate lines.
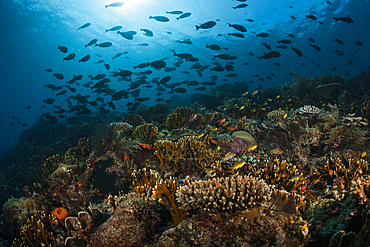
top-left (165, 106), bottom-right (205, 130)
top-left (176, 175), bottom-right (272, 213)
top-left (133, 123), bottom-right (158, 143)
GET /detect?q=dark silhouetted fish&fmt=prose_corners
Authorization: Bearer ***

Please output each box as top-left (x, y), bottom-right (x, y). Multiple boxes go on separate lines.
top-left (108, 101), bottom-right (116, 109)
top-left (334, 38), bottom-right (343, 44)
top-left (117, 31), bottom-right (133, 40)
top-left (288, 34), bottom-right (295, 38)
top-left (257, 32), bottom-right (269, 37)
top-left (78, 23), bottom-right (91, 30)
top-left (228, 23), bottom-right (247, 32)
top-left (233, 3), bottom-right (248, 9)
top-left (333, 16), bottom-right (354, 24)
top-left (57, 45), bottom-right (68, 53)
top-left (85, 39), bottom-right (98, 48)
top-left (172, 87), bottom-right (187, 93)
top-left (355, 41), bottom-right (363, 46)
top-left (206, 44), bottom-right (221, 50)
top-left (171, 49), bottom-right (193, 60)
top-left (248, 51), bottom-right (254, 56)
top-left (95, 42), bottom-right (113, 47)
top-left (43, 98), bottom-right (55, 104)
top-left (25, 105), bottom-right (31, 109)
top-left (112, 89), bottom-right (129, 100)
top-left (79, 54), bottom-right (91, 63)
top-left (150, 60), bottom-right (167, 69)
top-left (53, 73), bottom-right (64, 80)
top-left (196, 21), bottom-right (216, 31)
top-left (159, 76), bottom-right (171, 84)
top-left (278, 39), bottom-right (291, 44)
top-left (138, 43), bottom-right (149, 46)
top-left (63, 53), bottom-right (75, 61)
top-left (277, 45), bottom-right (287, 49)
top-left (149, 15), bottom-right (170, 22)
top-left (104, 63), bottom-right (110, 70)
top-left (262, 43), bottom-right (271, 50)
top-left (95, 59), bottom-right (104, 64)
top-left (53, 86), bottom-right (63, 91)
top-left (228, 33), bottom-right (245, 38)
top-left (246, 19), bottom-right (254, 22)
top-left (210, 66), bottom-right (224, 72)
top-left (105, 2), bottom-right (124, 8)
top-left (44, 68), bottom-right (53, 72)
top-left (134, 62), bottom-right (150, 69)
top-left (196, 87), bottom-right (207, 91)
top-left (258, 51), bottom-right (281, 59)
top-left (166, 10), bottom-right (183, 14)
top-left (306, 15), bottom-right (317, 20)
top-left (112, 52), bottom-right (127, 59)
top-left (310, 44), bottom-right (321, 51)
top-left (290, 15), bottom-right (296, 20)
top-left (141, 29), bottom-right (153, 37)
top-left (135, 97), bottom-right (150, 102)
top-left (176, 12), bottom-right (191, 20)
top-left (292, 46), bottom-right (303, 56)
top-left (56, 90), bottom-right (67, 96)
top-left (214, 54), bottom-right (230, 60)
top-left (308, 38), bottom-right (315, 43)
top-left (106, 25), bottom-right (122, 33)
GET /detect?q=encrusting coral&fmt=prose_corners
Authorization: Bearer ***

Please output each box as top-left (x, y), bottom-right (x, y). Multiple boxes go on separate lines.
top-left (176, 175), bottom-right (272, 213)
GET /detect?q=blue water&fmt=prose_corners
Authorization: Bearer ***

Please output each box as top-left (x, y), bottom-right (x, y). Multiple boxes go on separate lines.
top-left (0, 0), bottom-right (369, 157)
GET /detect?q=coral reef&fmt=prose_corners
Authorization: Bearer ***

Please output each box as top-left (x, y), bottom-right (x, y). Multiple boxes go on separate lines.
top-left (133, 123), bottom-right (158, 144)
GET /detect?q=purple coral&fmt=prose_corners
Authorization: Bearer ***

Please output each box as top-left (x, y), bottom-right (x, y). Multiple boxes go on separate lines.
top-left (230, 137), bottom-right (246, 155)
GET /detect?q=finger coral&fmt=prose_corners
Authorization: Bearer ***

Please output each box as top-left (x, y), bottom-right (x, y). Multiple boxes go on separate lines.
top-left (176, 175), bottom-right (272, 213)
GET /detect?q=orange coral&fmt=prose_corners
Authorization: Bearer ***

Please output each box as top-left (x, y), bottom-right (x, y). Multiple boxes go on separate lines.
top-left (51, 207), bottom-right (69, 226)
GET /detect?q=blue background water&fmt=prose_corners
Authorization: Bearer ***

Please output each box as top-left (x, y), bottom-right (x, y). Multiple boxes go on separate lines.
top-left (0, 0), bottom-right (369, 158)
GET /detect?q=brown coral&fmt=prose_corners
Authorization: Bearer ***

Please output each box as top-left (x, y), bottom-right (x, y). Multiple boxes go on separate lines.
top-left (165, 107), bottom-right (205, 129)
top-left (133, 123), bottom-right (158, 143)
top-left (176, 175), bottom-right (272, 213)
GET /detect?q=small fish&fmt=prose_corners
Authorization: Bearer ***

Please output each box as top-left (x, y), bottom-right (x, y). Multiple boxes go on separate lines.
top-left (139, 144), bottom-right (152, 149)
top-left (176, 12), bottom-right (191, 20)
top-left (242, 91), bottom-right (248, 96)
top-left (219, 118), bottom-right (227, 124)
top-left (105, 25), bottom-right (122, 33)
top-left (149, 15), bottom-right (170, 22)
top-left (210, 139), bottom-right (218, 144)
top-left (306, 15), bottom-right (317, 20)
top-left (85, 39), bottom-right (98, 48)
top-left (252, 89), bottom-right (258, 95)
top-left (196, 21), bottom-right (216, 31)
top-left (105, 2), bottom-right (124, 8)
top-left (270, 148), bottom-right (283, 155)
top-left (208, 112), bottom-right (216, 122)
top-left (246, 144), bottom-right (257, 152)
top-left (25, 105), bottom-right (31, 109)
top-left (256, 153), bottom-right (260, 162)
top-left (290, 174), bottom-right (302, 182)
top-left (78, 23), bottom-right (91, 30)
top-left (189, 114), bottom-right (197, 122)
top-left (44, 68), bottom-right (53, 72)
top-left (333, 16), bottom-right (354, 24)
top-left (166, 10), bottom-right (183, 14)
top-left (79, 54), bottom-right (91, 63)
top-left (233, 161), bottom-right (246, 170)
top-left (57, 45), bottom-right (68, 53)
top-left (224, 152), bottom-right (236, 161)
top-left (95, 42), bottom-right (113, 48)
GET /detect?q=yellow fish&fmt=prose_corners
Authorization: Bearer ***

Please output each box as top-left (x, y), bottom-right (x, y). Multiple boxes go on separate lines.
top-left (224, 152), bottom-right (236, 161)
top-left (198, 133), bottom-right (205, 138)
top-left (267, 98), bottom-right (273, 101)
top-left (246, 144), bottom-right (257, 152)
top-left (270, 148), bottom-right (283, 154)
top-left (290, 174), bottom-right (302, 182)
top-left (233, 161), bottom-right (246, 170)
top-left (276, 95), bottom-right (280, 99)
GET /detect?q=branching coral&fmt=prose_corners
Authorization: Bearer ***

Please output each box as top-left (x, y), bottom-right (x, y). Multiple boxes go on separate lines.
top-left (176, 175), bottom-right (272, 213)
top-left (350, 176), bottom-right (370, 205)
top-left (252, 158), bottom-right (306, 194)
top-left (132, 168), bottom-right (160, 202)
top-left (133, 123), bottom-right (158, 143)
top-left (269, 189), bottom-right (307, 214)
top-left (154, 136), bottom-right (220, 174)
top-left (165, 106), bottom-right (205, 129)
top-left (152, 177), bottom-right (188, 226)
top-left (12, 211), bottom-right (58, 247)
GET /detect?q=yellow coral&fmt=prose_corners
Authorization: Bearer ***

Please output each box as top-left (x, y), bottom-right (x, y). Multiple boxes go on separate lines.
top-left (132, 168), bottom-right (160, 202)
top-left (12, 211), bottom-right (58, 247)
top-left (152, 177), bottom-right (188, 226)
top-left (154, 136), bottom-right (220, 173)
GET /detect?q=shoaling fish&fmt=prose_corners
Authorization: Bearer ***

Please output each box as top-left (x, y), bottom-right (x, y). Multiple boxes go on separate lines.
top-left (85, 39), bottom-right (97, 48)
top-left (292, 46), bottom-right (303, 57)
top-left (57, 45), bottom-right (68, 53)
top-left (258, 51), bottom-right (281, 59)
top-left (79, 54), bottom-right (90, 63)
top-left (333, 16), bottom-right (354, 24)
top-left (105, 25), bottom-right (122, 33)
top-left (78, 23), bottom-right (91, 30)
top-left (196, 21), bottom-right (216, 31)
top-left (149, 15), bottom-right (170, 22)
top-left (228, 23), bottom-right (247, 32)
top-left (166, 10), bottom-right (183, 14)
top-left (105, 2), bottom-right (124, 8)
top-left (95, 42), bottom-right (112, 47)
top-left (176, 12), bottom-right (191, 20)
top-left (63, 53), bottom-right (75, 61)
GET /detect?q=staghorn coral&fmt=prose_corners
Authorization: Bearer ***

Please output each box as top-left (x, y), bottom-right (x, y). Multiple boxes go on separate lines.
top-left (154, 136), bottom-right (220, 174)
top-left (133, 123), bottom-right (158, 143)
top-left (165, 106), bottom-right (205, 129)
top-left (176, 175), bottom-right (272, 213)
top-left (152, 177), bottom-right (188, 226)
top-left (12, 210), bottom-right (58, 247)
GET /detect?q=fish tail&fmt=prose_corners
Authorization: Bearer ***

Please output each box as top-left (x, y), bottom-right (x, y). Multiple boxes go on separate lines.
top-left (227, 23), bottom-right (231, 27)
top-left (105, 5), bottom-right (108, 8)
top-left (195, 25), bottom-right (200, 31)
top-left (333, 17), bottom-right (338, 22)
top-left (149, 16), bottom-right (153, 19)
